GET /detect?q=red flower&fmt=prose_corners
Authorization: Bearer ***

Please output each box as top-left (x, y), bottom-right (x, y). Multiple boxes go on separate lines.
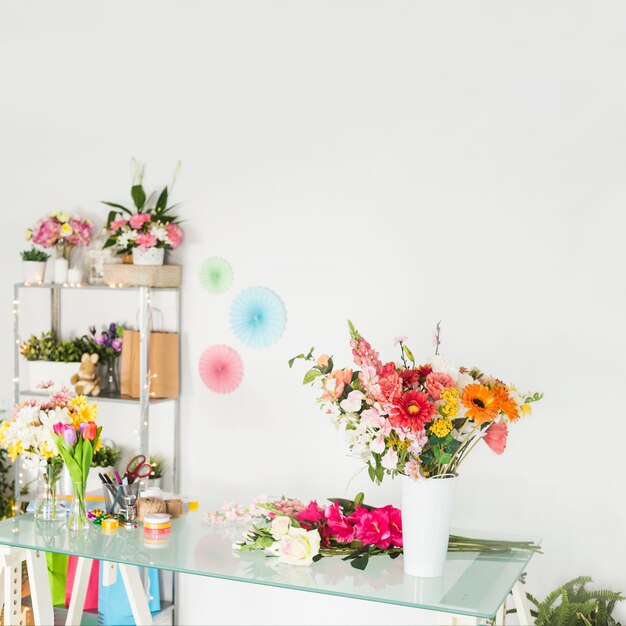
top-left (317, 522), bottom-right (332, 549)
top-left (82, 422), bottom-right (97, 441)
top-left (399, 369), bottom-right (420, 387)
top-left (355, 509), bottom-right (391, 550)
top-left (296, 500), bottom-right (325, 525)
top-left (382, 505), bottom-right (403, 547)
top-left (416, 364), bottom-right (432, 379)
top-left (389, 391), bottom-right (436, 432)
top-left (483, 423), bottom-right (508, 455)
top-left (325, 502), bottom-right (355, 543)
top-left (375, 362), bottom-right (403, 404)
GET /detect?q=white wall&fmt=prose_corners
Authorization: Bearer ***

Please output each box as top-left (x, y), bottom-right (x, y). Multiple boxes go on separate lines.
top-left (1, 1), bottom-right (625, 623)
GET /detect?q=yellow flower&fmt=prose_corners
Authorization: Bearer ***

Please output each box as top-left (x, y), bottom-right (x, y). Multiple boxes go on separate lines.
top-left (8, 442), bottom-right (23, 462)
top-left (439, 388), bottom-right (459, 418)
top-left (60, 223), bottom-right (73, 237)
top-left (24, 229), bottom-right (32, 241)
top-left (69, 395), bottom-right (88, 408)
top-left (54, 212), bottom-right (70, 223)
top-left (0, 420), bottom-right (11, 446)
top-left (41, 442), bottom-right (55, 459)
top-left (94, 438), bottom-right (102, 453)
top-left (519, 402), bottom-right (532, 416)
top-left (72, 402), bottom-right (98, 428)
top-left (431, 418), bottom-right (453, 438)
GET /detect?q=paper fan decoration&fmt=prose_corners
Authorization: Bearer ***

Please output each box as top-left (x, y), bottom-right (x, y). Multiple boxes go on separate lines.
top-left (199, 257), bottom-right (233, 295)
top-left (199, 345), bottom-right (244, 394)
top-left (229, 286), bottom-right (287, 348)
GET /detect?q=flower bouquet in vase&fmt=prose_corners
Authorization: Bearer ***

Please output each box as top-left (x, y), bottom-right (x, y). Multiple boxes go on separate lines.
top-left (50, 395), bottom-right (102, 530)
top-left (291, 321), bottom-right (543, 578)
top-left (0, 389), bottom-right (80, 521)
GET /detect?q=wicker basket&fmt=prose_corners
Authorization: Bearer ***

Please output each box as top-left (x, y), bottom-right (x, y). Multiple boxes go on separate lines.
top-left (103, 264), bottom-right (182, 288)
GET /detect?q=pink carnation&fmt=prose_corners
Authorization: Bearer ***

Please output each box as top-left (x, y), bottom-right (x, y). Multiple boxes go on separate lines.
top-left (135, 232), bottom-right (157, 249)
top-left (166, 223), bottom-right (183, 249)
top-left (129, 213), bottom-right (151, 229)
top-left (325, 502), bottom-right (355, 543)
top-left (32, 217), bottom-right (61, 248)
top-left (109, 218), bottom-right (128, 233)
top-left (425, 372), bottom-right (456, 400)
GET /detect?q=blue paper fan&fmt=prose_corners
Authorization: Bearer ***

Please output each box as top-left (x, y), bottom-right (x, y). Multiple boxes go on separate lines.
top-left (229, 286), bottom-right (286, 348)
top-left (199, 257), bottom-right (233, 295)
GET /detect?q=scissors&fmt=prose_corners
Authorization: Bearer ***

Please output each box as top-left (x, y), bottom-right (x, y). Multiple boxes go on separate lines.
top-left (125, 454), bottom-right (152, 484)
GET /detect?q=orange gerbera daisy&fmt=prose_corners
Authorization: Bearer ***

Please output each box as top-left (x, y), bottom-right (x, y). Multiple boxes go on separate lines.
top-left (493, 384), bottom-right (520, 422)
top-left (461, 384), bottom-right (499, 423)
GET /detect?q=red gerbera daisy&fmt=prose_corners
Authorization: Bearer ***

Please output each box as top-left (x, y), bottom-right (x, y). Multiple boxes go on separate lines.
top-left (389, 390), bottom-right (436, 432)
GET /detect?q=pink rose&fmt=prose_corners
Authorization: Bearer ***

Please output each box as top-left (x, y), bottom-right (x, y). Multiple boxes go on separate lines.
top-left (165, 223), bottom-right (183, 248)
top-left (67, 217), bottom-right (93, 246)
top-left (32, 217), bottom-right (61, 248)
top-left (425, 372), bottom-right (455, 400)
top-left (355, 509), bottom-right (391, 550)
top-left (135, 233), bottom-right (157, 249)
top-left (324, 502), bottom-right (355, 543)
top-left (296, 500), bottom-right (325, 525)
top-left (129, 213), bottom-right (151, 229)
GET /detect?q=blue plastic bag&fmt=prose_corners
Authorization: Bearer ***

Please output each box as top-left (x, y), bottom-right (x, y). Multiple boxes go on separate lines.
top-left (98, 563), bottom-right (160, 625)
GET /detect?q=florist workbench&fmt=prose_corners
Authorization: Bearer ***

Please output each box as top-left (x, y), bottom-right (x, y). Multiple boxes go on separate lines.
top-left (0, 505), bottom-right (536, 625)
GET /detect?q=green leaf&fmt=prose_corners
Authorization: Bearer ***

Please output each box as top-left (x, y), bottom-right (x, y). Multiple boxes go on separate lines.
top-left (131, 185), bottom-right (146, 210)
top-left (156, 187), bottom-right (168, 210)
top-left (106, 210), bottom-right (117, 227)
top-left (288, 354), bottom-right (304, 368)
top-left (302, 369), bottom-right (324, 385)
top-left (353, 492), bottom-right (364, 508)
top-left (350, 554), bottom-right (370, 570)
top-left (101, 201), bottom-right (132, 215)
top-left (368, 464), bottom-right (376, 482)
top-left (312, 554), bottom-right (323, 563)
top-left (82, 440), bottom-right (93, 492)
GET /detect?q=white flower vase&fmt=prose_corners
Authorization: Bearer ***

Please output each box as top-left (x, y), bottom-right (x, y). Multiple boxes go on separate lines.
top-left (22, 261), bottom-right (46, 284)
top-left (401, 474), bottom-right (457, 577)
top-left (132, 247), bottom-right (164, 266)
top-left (54, 258), bottom-right (69, 283)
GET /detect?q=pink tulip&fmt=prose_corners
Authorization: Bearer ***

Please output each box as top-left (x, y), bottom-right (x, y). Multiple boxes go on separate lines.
top-left (483, 423), bottom-right (508, 455)
top-left (52, 422), bottom-right (64, 436)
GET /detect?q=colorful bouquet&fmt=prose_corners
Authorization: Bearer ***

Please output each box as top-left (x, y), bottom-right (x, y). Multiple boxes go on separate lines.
top-left (225, 494), bottom-right (541, 570)
top-left (102, 162), bottom-right (184, 254)
top-left (291, 322), bottom-right (543, 483)
top-left (26, 212), bottom-right (93, 260)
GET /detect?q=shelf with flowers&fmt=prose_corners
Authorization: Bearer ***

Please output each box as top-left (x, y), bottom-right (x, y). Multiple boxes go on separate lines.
top-left (0, 388), bottom-right (101, 529)
top-left (290, 321), bottom-right (543, 578)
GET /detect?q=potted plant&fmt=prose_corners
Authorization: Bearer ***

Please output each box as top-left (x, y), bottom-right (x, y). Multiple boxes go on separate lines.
top-left (20, 247), bottom-right (50, 284)
top-left (26, 212), bottom-right (93, 283)
top-left (19, 332), bottom-right (88, 393)
top-left (148, 455), bottom-right (166, 489)
top-left (102, 161), bottom-right (184, 265)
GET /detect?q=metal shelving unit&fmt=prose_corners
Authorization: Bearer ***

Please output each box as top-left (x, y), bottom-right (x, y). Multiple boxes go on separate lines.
top-left (12, 281), bottom-right (181, 624)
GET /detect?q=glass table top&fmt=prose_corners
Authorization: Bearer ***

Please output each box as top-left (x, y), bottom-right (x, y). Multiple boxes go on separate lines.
top-left (0, 501), bottom-right (537, 619)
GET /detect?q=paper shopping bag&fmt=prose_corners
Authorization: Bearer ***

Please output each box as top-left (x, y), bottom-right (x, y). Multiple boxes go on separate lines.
top-left (65, 556), bottom-right (99, 610)
top-left (45, 552), bottom-right (68, 606)
top-left (120, 330), bottom-right (179, 398)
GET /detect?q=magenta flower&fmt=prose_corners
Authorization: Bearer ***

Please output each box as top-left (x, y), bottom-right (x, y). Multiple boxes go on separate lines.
top-left (52, 422), bottom-right (65, 436)
top-left (347, 505), bottom-right (369, 524)
top-left (355, 509), bottom-right (391, 550)
top-left (296, 500), bottom-right (325, 525)
top-left (324, 502), bottom-right (355, 543)
top-left (382, 505), bottom-right (403, 547)
top-left (63, 425), bottom-right (77, 446)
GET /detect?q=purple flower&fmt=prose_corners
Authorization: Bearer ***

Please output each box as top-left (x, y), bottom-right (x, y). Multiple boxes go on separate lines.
top-left (79, 422), bottom-right (87, 435)
top-left (111, 338), bottom-right (122, 352)
top-left (63, 425), bottom-right (77, 446)
top-left (96, 335), bottom-right (106, 346)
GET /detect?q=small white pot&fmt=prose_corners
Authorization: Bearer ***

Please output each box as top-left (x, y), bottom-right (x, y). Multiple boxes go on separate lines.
top-left (401, 474), bottom-right (457, 578)
top-left (132, 247), bottom-right (165, 266)
top-left (22, 261), bottom-right (46, 284)
top-left (67, 267), bottom-right (83, 285)
top-left (53, 258), bottom-right (69, 283)
top-left (22, 361), bottom-right (78, 394)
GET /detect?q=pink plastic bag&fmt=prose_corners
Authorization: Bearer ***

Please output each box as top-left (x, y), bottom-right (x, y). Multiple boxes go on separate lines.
top-left (65, 556), bottom-right (99, 610)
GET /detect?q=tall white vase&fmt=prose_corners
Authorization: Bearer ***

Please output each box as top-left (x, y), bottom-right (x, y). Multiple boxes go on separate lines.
top-left (401, 474), bottom-right (457, 578)
top-left (54, 258), bottom-right (69, 283)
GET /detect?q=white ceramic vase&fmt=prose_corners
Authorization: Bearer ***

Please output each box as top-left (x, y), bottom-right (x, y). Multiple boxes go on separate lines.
top-left (132, 247), bottom-right (165, 265)
top-left (401, 474), bottom-right (457, 578)
top-left (54, 258), bottom-right (69, 283)
top-left (22, 261), bottom-right (46, 284)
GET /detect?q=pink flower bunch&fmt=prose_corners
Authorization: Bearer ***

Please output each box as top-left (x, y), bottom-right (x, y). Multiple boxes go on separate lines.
top-left (31, 217), bottom-right (61, 247)
top-left (66, 217), bottom-right (93, 246)
top-left (29, 213), bottom-right (93, 249)
top-left (107, 213), bottom-right (184, 252)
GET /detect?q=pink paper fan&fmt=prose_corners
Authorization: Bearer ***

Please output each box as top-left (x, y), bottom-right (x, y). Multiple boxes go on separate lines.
top-left (199, 345), bottom-right (244, 394)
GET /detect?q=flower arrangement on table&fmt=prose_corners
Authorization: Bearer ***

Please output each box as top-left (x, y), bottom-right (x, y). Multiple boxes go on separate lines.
top-left (26, 211), bottom-right (93, 262)
top-left (206, 494), bottom-right (541, 570)
top-left (102, 162), bottom-right (184, 263)
top-left (0, 388), bottom-right (100, 523)
top-left (290, 321), bottom-right (543, 483)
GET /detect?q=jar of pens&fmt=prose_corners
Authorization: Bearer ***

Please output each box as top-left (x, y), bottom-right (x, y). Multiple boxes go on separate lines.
top-left (99, 455), bottom-right (151, 528)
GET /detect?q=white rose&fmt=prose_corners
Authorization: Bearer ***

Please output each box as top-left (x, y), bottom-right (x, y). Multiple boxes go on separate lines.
top-left (271, 516), bottom-right (292, 540)
top-left (277, 528), bottom-right (321, 566)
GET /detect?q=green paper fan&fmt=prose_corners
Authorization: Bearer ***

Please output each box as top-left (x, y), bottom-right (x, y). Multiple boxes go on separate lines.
top-left (199, 257), bottom-right (233, 295)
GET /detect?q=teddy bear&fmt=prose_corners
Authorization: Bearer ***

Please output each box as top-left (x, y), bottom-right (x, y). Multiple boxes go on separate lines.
top-left (70, 353), bottom-right (101, 397)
